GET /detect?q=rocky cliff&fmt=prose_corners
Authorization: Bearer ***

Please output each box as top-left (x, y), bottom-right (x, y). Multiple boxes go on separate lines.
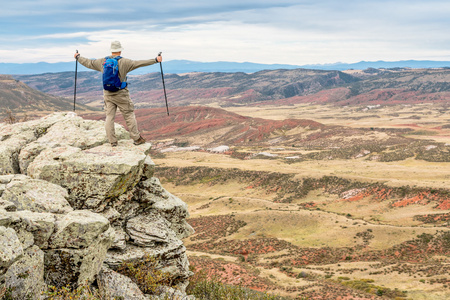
top-left (0, 112), bottom-right (194, 299)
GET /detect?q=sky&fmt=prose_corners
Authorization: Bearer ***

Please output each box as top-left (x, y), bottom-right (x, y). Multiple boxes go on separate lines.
top-left (1, 0), bottom-right (450, 65)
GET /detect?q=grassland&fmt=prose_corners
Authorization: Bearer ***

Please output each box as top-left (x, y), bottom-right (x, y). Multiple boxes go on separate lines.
top-left (151, 103), bottom-right (449, 299)
top-left (226, 103), bottom-right (450, 143)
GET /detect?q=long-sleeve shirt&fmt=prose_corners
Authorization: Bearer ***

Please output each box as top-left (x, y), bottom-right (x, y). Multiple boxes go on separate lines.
top-left (77, 55), bottom-right (158, 98)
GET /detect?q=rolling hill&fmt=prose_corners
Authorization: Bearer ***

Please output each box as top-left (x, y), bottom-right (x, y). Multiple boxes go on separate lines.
top-left (81, 105), bottom-right (421, 160)
top-left (83, 106), bottom-right (324, 146)
top-left (14, 67), bottom-right (450, 109)
top-left (14, 68), bottom-right (358, 108)
top-left (0, 74), bottom-right (95, 119)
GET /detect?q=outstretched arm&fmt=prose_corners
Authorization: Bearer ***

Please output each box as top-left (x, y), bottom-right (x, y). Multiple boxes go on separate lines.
top-left (74, 52), bottom-right (104, 72)
top-left (124, 54), bottom-right (162, 73)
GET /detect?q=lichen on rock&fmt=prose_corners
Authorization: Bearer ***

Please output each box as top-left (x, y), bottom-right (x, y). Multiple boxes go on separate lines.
top-left (0, 112), bottom-right (194, 298)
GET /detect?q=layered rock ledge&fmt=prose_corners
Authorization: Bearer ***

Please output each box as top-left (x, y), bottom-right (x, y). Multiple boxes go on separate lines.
top-left (0, 112), bottom-right (194, 299)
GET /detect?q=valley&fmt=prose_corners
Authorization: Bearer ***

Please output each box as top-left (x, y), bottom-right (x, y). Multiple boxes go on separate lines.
top-left (1, 66), bottom-right (449, 299)
top-left (146, 103), bottom-right (449, 300)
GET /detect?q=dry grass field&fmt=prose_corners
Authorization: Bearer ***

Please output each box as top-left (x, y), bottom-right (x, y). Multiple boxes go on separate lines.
top-left (226, 103), bottom-right (450, 143)
top-left (152, 103), bottom-right (449, 299)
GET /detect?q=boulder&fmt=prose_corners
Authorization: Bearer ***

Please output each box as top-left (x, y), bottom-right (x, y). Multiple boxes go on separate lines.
top-left (2, 176), bottom-right (72, 214)
top-left (0, 175), bottom-right (15, 183)
top-left (104, 243), bottom-right (191, 286)
top-left (49, 210), bottom-right (111, 249)
top-left (138, 178), bottom-right (194, 239)
top-left (97, 266), bottom-right (147, 300)
top-left (44, 227), bottom-right (115, 288)
top-left (0, 113), bottom-right (194, 297)
top-left (0, 226), bottom-right (23, 269)
top-left (100, 206), bottom-right (121, 223)
top-left (110, 226), bottom-right (127, 251)
top-left (155, 286), bottom-right (195, 300)
top-left (0, 209), bottom-right (13, 227)
top-left (142, 155), bottom-right (156, 179)
top-left (9, 210), bottom-right (56, 249)
top-left (4, 245), bottom-right (45, 300)
top-left (0, 127), bottom-right (37, 174)
top-left (27, 142), bottom-right (150, 209)
top-left (0, 112), bottom-right (80, 175)
top-left (126, 212), bottom-right (176, 247)
top-left (18, 117), bottom-right (130, 174)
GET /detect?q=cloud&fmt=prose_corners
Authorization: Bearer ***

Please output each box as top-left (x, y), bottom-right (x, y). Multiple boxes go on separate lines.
top-left (2, 0), bottom-right (450, 64)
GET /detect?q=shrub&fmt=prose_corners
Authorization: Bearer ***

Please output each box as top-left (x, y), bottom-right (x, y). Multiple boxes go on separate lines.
top-left (338, 279), bottom-right (407, 298)
top-left (187, 278), bottom-right (286, 300)
top-left (116, 254), bottom-right (174, 294)
top-left (186, 268), bottom-right (287, 300)
top-left (43, 284), bottom-right (105, 300)
top-left (0, 286), bottom-right (13, 300)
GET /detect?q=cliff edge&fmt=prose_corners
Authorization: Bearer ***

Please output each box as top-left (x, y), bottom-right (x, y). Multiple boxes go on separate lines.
top-left (0, 112), bottom-right (194, 299)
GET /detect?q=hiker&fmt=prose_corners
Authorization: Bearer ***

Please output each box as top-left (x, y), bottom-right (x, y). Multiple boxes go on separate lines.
top-left (74, 41), bottom-right (162, 146)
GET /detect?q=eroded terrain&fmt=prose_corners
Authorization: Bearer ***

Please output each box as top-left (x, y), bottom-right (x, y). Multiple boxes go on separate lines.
top-left (151, 104), bottom-right (449, 300)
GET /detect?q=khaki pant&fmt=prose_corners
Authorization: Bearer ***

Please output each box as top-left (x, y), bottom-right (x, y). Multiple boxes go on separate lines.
top-left (104, 90), bottom-right (140, 143)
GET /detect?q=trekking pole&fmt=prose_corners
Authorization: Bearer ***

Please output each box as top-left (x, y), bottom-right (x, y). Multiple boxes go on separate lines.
top-left (73, 50), bottom-right (79, 112)
top-left (158, 52), bottom-right (169, 116)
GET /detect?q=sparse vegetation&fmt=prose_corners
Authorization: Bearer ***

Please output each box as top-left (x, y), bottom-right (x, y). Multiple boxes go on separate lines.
top-left (186, 265), bottom-right (288, 300)
top-left (1, 108), bottom-right (28, 124)
top-left (336, 278), bottom-right (407, 298)
top-left (154, 154), bottom-right (450, 299)
top-left (157, 166), bottom-right (450, 208)
top-left (187, 276), bottom-right (287, 300)
top-left (43, 284), bottom-right (106, 300)
top-left (115, 254), bottom-right (174, 294)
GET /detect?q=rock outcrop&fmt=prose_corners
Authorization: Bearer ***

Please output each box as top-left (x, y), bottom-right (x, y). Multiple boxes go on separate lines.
top-left (0, 112), bottom-right (194, 299)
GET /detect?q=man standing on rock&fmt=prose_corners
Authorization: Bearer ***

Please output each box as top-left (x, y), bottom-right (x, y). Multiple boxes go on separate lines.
top-left (74, 41), bottom-right (162, 146)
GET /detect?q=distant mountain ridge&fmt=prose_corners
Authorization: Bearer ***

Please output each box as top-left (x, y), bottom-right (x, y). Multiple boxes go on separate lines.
top-left (14, 68), bottom-right (358, 108)
top-left (14, 67), bottom-right (450, 108)
top-left (2, 59), bottom-right (450, 75)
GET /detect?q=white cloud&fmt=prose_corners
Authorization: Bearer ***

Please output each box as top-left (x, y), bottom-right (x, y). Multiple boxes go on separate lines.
top-left (1, 0), bottom-right (450, 64)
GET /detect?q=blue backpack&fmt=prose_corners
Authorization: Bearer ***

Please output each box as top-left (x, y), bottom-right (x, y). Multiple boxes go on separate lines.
top-left (102, 56), bottom-right (127, 91)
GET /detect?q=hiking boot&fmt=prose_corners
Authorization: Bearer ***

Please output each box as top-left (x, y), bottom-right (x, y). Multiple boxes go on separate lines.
top-left (111, 142), bottom-right (118, 147)
top-left (134, 136), bottom-right (146, 145)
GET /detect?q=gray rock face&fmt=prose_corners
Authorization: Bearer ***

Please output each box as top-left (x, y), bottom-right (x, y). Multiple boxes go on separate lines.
top-left (0, 112), bottom-right (90, 175)
top-left (49, 210), bottom-right (110, 249)
top-left (44, 227), bottom-right (115, 287)
top-left (4, 245), bottom-right (45, 300)
top-left (9, 210), bottom-right (56, 249)
top-left (27, 143), bottom-right (148, 209)
top-left (0, 226), bottom-right (23, 269)
top-left (2, 176), bottom-right (72, 214)
top-left (138, 178), bottom-right (195, 239)
top-left (97, 266), bottom-right (147, 300)
top-left (127, 212), bottom-right (175, 246)
top-left (0, 113), bottom-right (193, 298)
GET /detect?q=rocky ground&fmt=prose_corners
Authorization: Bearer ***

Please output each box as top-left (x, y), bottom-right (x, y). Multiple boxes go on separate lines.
top-left (0, 113), bottom-right (194, 299)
